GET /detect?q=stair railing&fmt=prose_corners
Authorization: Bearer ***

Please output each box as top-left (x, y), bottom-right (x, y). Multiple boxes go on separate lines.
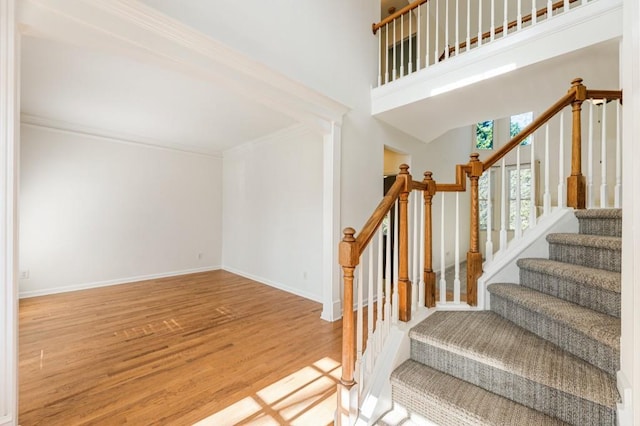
top-left (373, 0), bottom-right (595, 87)
top-left (336, 78), bottom-right (622, 425)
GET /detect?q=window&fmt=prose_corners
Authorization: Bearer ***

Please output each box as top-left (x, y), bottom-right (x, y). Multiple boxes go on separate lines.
top-left (476, 120), bottom-right (494, 150)
top-left (510, 112), bottom-right (534, 146)
top-left (508, 166), bottom-right (533, 230)
top-left (478, 171), bottom-right (494, 231)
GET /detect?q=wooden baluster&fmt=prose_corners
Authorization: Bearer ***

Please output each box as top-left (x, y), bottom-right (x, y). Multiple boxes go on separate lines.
top-left (337, 227), bottom-right (359, 425)
top-left (467, 153), bottom-right (483, 306)
top-left (397, 164), bottom-right (413, 322)
top-left (567, 78), bottom-right (587, 209)
top-left (423, 172), bottom-right (437, 308)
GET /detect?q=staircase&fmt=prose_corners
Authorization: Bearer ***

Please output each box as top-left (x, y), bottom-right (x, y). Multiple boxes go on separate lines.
top-left (383, 208), bottom-right (621, 425)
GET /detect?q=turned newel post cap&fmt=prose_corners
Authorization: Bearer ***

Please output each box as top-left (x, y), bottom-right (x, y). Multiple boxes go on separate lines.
top-left (399, 164), bottom-right (410, 174)
top-left (423, 171), bottom-right (433, 180)
top-left (571, 77), bottom-right (584, 86)
top-left (470, 153), bottom-right (480, 161)
top-left (342, 227), bottom-right (356, 242)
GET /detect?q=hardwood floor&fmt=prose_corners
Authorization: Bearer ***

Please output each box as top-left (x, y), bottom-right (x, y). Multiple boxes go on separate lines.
top-left (19, 270), bottom-right (343, 425)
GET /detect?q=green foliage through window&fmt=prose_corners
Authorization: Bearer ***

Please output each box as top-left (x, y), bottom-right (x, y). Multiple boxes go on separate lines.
top-left (476, 121), bottom-right (494, 150)
top-left (510, 112), bottom-right (534, 146)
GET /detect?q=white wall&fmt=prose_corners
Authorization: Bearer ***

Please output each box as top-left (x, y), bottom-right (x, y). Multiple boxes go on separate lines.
top-left (19, 124), bottom-right (222, 297)
top-left (222, 126), bottom-right (324, 301)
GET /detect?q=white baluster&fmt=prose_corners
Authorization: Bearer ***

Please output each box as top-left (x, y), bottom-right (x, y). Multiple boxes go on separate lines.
top-left (478, 0), bottom-right (483, 47)
top-left (417, 4), bottom-right (422, 70)
top-left (547, 0), bottom-right (553, 18)
top-left (544, 124), bottom-right (551, 215)
top-left (491, 0), bottom-right (495, 41)
top-left (564, 0), bottom-right (569, 12)
top-left (426, 2), bottom-right (431, 67)
top-left (376, 230), bottom-right (383, 356)
top-left (367, 241), bottom-right (374, 374)
top-left (558, 111), bottom-right (566, 208)
top-left (530, 133), bottom-right (537, 228)
top-left (517, 0), bottom-right (522, 30)
top-left (384, 212), bottom-right (391, 337)
top-left (500, 158), bottom-right (508, 251)
top-left (356, 263), bottom-right (363, 389)
top-left (400, 17), bottom-right (405, 78)
top-left (445, 0), bottom-right (450, 59)
top-left (392, 201), bottom-right (399, 323)
top-left (515, 146), bottom-right (522, 238)
top-left (409, 11), bottom-right (413, 74)
top-left (419, 192), bottom-right (426, 307)
top-left (435, 0), bottom-right (440, 63)
top-left (466, 0), bottom-right (471, 51)
top-left (393, 20), bottom-right (397, 81)
top-left (455, 0), bottom-right (459, 56)
top-left (454, 192), bottom-right (461, 304)
top-left (439, 193), bottom-right (446, 303)
top-left (377, 27), bottom-right (382, 87)
top-left (615, 100), bottom-right (622, 207)
top-left (532, 0), bottom-right (537, 25)
top-left (587, 101), bottom-right (594, 208)
top-left (385, 23), bottom-right (389, 84)
top-left (503, 0), bottom-right (508, 37)
top-left (601, 100), bottom-right (608, 208)
top-left (412, 191), bottom-right (419, 313)
top-left (485, 169), bottom-right (494, 262)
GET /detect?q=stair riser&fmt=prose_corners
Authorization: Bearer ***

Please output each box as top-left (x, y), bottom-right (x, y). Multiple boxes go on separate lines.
top-left (548, 244), bottom-right (621, 272)
top-left (519, 268), bottom-right (621, 317)
top-left (411, 340), bottom-right (616, 426)
top-left (578, 218), bottom-right (622, 238)
top-left (490, 295), bottom-right (619, 375)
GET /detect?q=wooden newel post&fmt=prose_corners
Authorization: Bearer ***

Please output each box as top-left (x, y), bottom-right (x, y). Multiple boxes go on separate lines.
top-left (466, 154), bottom-right (483, 306)
top-left (422, 171), bottom-right (437, 308)
top-left (567, 77), bottom-right (587, 209)
top-left (337, 227), bottom-right (359, 425)
top-left (397, 164), bottom-right (412, 322)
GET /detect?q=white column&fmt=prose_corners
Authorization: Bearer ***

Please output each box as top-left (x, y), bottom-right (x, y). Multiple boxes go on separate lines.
top-left (0, 1), bottom-right (19, 424)
top-left (322, 122), bottom-right (342, 322)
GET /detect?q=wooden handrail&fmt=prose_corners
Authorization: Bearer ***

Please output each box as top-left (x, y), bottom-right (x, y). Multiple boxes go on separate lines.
top-left (444, 0), bottom-right (580, 58)
top-left (372, 0), bottom-right (428, 34)
top-left (586, 90), bottom-right (623, 103)
top-left (435, 164), bottom-right (469, 192)
top-left (483, 90), bottom-right (576, 171)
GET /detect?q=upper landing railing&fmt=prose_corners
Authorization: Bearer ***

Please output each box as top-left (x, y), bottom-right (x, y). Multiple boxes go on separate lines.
top-left (373, 0), bottom-right (591, 86)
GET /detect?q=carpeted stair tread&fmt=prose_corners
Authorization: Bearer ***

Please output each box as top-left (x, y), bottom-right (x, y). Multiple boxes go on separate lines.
top-left (546, 233), bottom-right (621, 250)
top-left (574, 209), bottom-right (622, 219)
top-left (390, 359), bottom-right (568, 425)
top-left (409, 311), bottom-right (619, 410)
top-left (487, 283), bottom-right (620, 350)
top-left (517, 258), bottom-right (620, 294)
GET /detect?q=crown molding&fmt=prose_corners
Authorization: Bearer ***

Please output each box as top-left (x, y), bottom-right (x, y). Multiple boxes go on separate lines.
top-left (21, 113), bottom-right (223, 158)
top-left (17, 0), bottom-right (350, 134)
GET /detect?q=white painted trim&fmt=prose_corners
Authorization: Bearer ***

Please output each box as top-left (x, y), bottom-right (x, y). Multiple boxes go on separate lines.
top-left (21, 114), bottom-right (223, 158)
top-left (322, 122), bottom-right (342, 322)
top-left (0, 0), bottom-right (18, 423)
top-left (618, 370), bottom-right (634, 425)
top-left (222, 266), bottom-right (322, 304)
top-left (18, 266), bottom-right (221, 299)
top-left (17, 0), bottom-right (350, 134)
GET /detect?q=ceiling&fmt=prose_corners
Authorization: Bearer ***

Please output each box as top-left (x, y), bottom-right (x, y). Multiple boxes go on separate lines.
top-left (17, 0), bottom-right (346, 156)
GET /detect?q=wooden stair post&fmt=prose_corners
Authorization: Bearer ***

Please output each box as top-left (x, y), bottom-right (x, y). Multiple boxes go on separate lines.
top-left (397, 164), bottom-right (413, 321)
top-left (466, 153), bottom-right (483, 306)
top-left (422, 171), bottom-right (437, 308)
top-left (337, 227), bottom-right (359, 425)
top-left (567, 77), bottom-right (587, 209)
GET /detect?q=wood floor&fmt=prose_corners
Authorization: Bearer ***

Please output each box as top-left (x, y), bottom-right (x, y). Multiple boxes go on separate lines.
top-left (19, 270), bottom-right (343, 425)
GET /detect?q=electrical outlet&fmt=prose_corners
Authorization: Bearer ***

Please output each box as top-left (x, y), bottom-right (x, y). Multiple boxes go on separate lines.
top-left (20, 270), bottom-right (29, 279)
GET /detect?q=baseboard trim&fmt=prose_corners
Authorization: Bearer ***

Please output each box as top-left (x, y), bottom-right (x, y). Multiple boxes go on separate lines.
top-left (222, 265), bottom-right (321, 304)
top-left (18, 266), bottom-right (222, 298)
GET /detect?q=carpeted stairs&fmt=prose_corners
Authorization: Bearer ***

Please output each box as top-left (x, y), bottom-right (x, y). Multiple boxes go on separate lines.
top-left (383, 209), bottom-right (621, 425)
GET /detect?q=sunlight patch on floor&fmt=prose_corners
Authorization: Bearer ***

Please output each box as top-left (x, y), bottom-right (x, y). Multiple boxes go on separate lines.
top-left (194, 357), bottom-right (342, 426)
